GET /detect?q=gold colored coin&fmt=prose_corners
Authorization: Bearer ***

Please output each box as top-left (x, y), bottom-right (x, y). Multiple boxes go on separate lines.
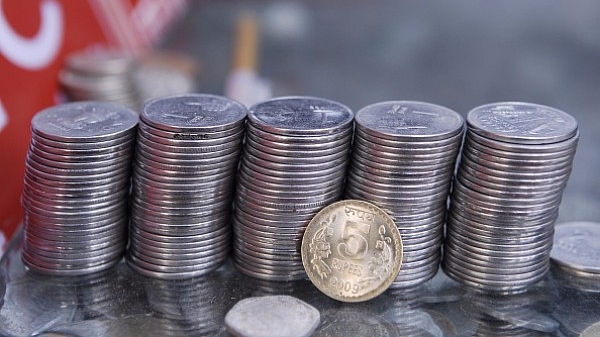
top-left (301, 199), bottom-right (403, 302)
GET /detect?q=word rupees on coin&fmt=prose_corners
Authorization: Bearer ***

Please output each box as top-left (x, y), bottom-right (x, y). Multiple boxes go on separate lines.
top-left (302, 200), bottom-right (403, 302)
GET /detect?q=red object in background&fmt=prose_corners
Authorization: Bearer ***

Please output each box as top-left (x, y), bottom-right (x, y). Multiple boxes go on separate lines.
top-left (0, 0), bottom-right (186, 246)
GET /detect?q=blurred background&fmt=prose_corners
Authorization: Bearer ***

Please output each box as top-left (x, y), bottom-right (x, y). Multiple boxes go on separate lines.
top-left (1, 0), bottom-right (599, 245)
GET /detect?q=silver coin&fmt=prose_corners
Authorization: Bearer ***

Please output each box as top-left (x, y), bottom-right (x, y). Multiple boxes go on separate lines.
top-left (132, 165), bottom-right (237, 186)
top-left (346, 183), bottom-right (450, 205)
top-left (245, 125), bottom-right (353, 149)
top-left (26, 156), bottom-right (131, 179)
top-left (353, 131), bottom-right (462, 156)
top-left (465, 132), bottom-right (579, 161)
top-left (231, 250), bottom-right (302, 273)
top-left (349, 151), bottom-right (457, 175)
top-left (239, 161), bottom-right (346, 186)
top-left (455, 168), bottom-right (569, 194)
top-left (232, 259), bottom-right (307, 282)
top-left (466, 102), bottom-right (578, 144)
top-left (129, 230), bottom-right (230, 253)
top-left (348, 159), bottom-right (455, 181)
top-left (233, 251), bottom-right (304, 270)
top-left (236, 174), bottom-right (343, 199)
top-left (346, 172), bottom-right (450, 195)
top-left (447, 228), bottom-right (553, 254)
top-left (234, 198), bottom-right (319, 222)
top-left (464, 132), bottom-right (578, 160)
top-left (450, 191), bottom-right (561, 219)
top-left (130, 232), bottom-right (231, 255)
top-left (461, 144), bottom-right (575, 174)
top-left (25, 151), bottom-right (133, 172)
top-left (445, 232), bottom-right (553, 261)
top-left (244, 131), bottom-right (351, 157)
top-left (29, 135), bottom-right (136, 156)
top-left (350, 143), bottom-right (458, 168)
top-left (235, 208), bottom-right (315, 230)
top-left (24, 163), bottom-right (130, 186)
top-left (459, 158), bottom-right (574, 188)
top-left (241, 149), bottom-right (348, 172)
top-left (136, 131), bottom-right (241, 156)
top-left (248, 96), bottom-right (353, 136)
top-left (31, 101), bottom-right (138, 142)
top-left (467, 128), bottom-right (579, 156)
top-left (355, 101), bottom-right (464, 141)
top-left (550, 222), bottom-right (600, 275)
top-left (455, 173), bottom-right (565, 200)
top-left (139, 119), bottom-right (244, 140)
top-left (30, 131), bottom-right (136, 151)
top-left (22, 237), bottom-right (125, 260)
top-left (236, 165), bottom-right (344, 193)
top-left (233, 236), bottom-right (299, 256)
top-left (234, 224), bottom-right (305, 243)
top-left (25, 218), bottom-right (127, 238)
top-left (447, 214), bottom-right (555, 241)
top-left (129, 247), bottom-right (229, 270)
top-left (443, 239), bottom-right (548, 268)
top-left (129, 240), bottom-right (229, 263)
top-left (241, 158), bottom-right (348, 180)
top-left (132, 170), bottom-right (236, 191)
top-left (134, 152), bottom-right (240, 175)
top-left (28, 143), bottom-right (133, 163)
top-left (137, 124), bottom-right (245, 148)
top-left (126, 250), bottom-right (227, 275)
top-left (452, 178), bottom-right (564, 208)
top-left (244, 139), bottom-right (349, 165)
top-left (22, 190), bottom-right (128, 213)
top-left (141, 94), bottom-right (246, 132)
top-left (233, 236), bottom-right (300, 253)
top-left (224, 295), bottom-right (319, 337)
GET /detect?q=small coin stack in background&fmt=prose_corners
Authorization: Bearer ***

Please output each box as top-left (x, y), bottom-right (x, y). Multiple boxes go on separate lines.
top-left (22, 102), bottom-right (138, 276)
top-left (443, 102), bottom-right (579, 294)
top-left (550, 221), bottom-right (600, 292)
top-left (59, 51), bottom-right (140, 109)
top-left (345, 101), bottom-right (464, 288)
top-left (127, 94), bottom-right (246, 279)
top-left (134, 52), bottom-right (199, 105)
top-left (60, 50), bottom-right (200, 111)
top-left (232, 96), bottom-right (354, 281)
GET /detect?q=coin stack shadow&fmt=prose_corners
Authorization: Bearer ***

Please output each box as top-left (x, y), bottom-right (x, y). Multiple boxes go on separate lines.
top-left (59, 51), bottom-right (140, 110)
top-left (345, 101), bottom-right (464, 289)
top-left (21, 102), bottom-right (139, 276)
top-left (126, 94), bottom-right (246, 279)
top-left (443, 102), bottom-right (579, 294)
top-left (232, 96), bottom-right (354, 281)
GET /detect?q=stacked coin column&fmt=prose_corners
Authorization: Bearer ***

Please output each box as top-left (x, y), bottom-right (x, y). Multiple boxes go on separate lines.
top-left (127, 94), bottom-right (246, 279)
top-left (443, 102), bottom-right (579, 294)
top-left (232, 96), bottom-right (354, 281)
top-left (345, 101), bottom-right (464, 288)
top-left (22, 102), bottom-right (138, 276)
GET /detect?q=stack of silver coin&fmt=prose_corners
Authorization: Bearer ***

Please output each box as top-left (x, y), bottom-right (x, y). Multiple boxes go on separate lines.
top-left (22, 102), bottom-right (138, 276)
top-left (59, 51), bottom-right (139, 109)
top-left (443, 102), bottom-right (579, 294)
top-left (127, 94), bottom-right (246, 279)
top-left (232, 96), bottom-right (354, 281)
top-left (345, 101), bottom-right (464, 288)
